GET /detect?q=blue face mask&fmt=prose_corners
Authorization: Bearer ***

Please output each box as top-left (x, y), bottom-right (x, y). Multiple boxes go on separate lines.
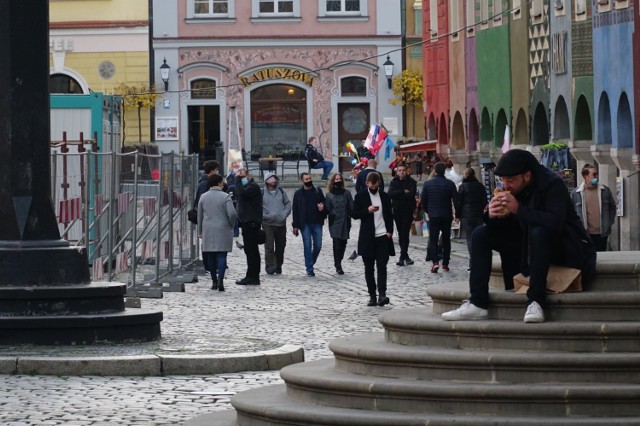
top-left (241, 177), bottom-right (249, 186)
top-left (590, 178), bottom-right (598, 186)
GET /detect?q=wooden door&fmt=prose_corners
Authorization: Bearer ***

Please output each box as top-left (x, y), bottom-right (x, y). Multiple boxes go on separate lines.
top-left (337, 103), bottom-right (370, 172)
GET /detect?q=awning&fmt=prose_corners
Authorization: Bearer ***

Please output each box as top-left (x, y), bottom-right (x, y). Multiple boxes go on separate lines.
top-left (397, 140), bottom-right (438, 152)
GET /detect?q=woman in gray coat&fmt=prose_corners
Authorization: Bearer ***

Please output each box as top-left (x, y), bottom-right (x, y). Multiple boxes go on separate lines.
top-left (197, 174), bottom-right (237, 291)
top-left (324, 173), bottom-right (353, 275)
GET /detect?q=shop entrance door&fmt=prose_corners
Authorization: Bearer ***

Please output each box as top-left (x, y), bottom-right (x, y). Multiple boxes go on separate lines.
top-left (337, 103), bottom-right (370, 172)
top-left (187, 105), bottom-right (221, 169)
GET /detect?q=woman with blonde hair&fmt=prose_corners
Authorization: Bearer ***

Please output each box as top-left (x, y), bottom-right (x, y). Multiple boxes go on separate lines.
top-left (324, 173), bottom-right (353, 275)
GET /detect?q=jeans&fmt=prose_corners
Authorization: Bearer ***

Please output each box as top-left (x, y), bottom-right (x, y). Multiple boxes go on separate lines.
top-left (394, 213), bottom-right (413, 260)
top-left (241, 222), bottom-right (261, 280)
top-left (203, 251), bottom-right (228, 282)
top-left (301, 223), bottom-right (323, 273)
top-left (312, 160), bottom-right (334, 179)
top-left (264, 224), bottom-right (287, 271)
top-left (362, 236), bottom-right (391, 298)
top-left (469, 224), bottom-right (563, 309)
top-left (427, 217), bottom-right (452, 265)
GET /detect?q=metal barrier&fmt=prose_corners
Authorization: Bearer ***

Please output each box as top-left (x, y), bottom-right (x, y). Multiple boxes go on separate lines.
top-left (51, 144), bottom-right (200, 297)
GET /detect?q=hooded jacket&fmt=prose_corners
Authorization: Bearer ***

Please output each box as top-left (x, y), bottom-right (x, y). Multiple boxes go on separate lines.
top-left (262, 172), bottom-right (291, 227)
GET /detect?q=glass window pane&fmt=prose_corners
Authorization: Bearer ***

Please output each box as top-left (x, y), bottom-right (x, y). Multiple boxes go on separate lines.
top-left (259, 1), bottom-right (275, 13)
top-left (327, 0), bottom-right (341, 12)
top-left (341, 77), bottom-right (366, 96)
top-left (50, 74), bottom-right (83, 94)
top-left (194, 0), bottom-right (209, 14)
top-left (191, 79), bottom-right (217, 99)
top-left (213, 1), bottom-right (228, 13)
top-left (345, 0), bottom-right (360, 11)
top-left (278, 1), bottom-right (294, 12)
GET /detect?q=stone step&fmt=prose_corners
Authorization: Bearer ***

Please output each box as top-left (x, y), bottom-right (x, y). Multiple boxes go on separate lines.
top-left (329, 333), bottom-right (640, 384)
top-left (429, 282), bottom-right (640, 321)
top-left (229, 385), bottom-right (635, 426)
top-left (379, 308), bottom-right (640, 352)
top-left (277, 359), bottom-right (640, 417)
top-left (490, 251), bottom-right (640, 291)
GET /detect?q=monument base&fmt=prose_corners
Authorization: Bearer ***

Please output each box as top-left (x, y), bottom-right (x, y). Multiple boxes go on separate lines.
top-left (0, 246), bottom-right (90, 285)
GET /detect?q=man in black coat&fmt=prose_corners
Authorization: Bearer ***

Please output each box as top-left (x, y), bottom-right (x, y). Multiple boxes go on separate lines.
top-left (420, 162), bottom-right (457, 273)
top-left (234, 167), bottom-right (263, 285)
top-left (442, 149), bottom-right (596, 324)
top-left (387, 162), bottom-right (417, 266)
top-left (352, 172), bottom-right (394, 307)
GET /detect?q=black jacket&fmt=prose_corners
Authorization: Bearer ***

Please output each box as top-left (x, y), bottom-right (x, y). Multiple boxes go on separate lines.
top-left (455, 177), bottom-right (487, 220)
top-left (387, 176), bottom-right (417, 218)
top-left (235, 175), bottom-right (262, 224)
top-left (486, 164), bottom-right (596, 281)
top-left (355, 168), bottom-right (385, 193)
top-left (304, 144), bottom-right (324, 165)
top-left (292, 185), bottom-right (328, 229)
top-left (352, 189), bottom-right (394, 258)
top-left (420, 175), bottom-right (457, 220)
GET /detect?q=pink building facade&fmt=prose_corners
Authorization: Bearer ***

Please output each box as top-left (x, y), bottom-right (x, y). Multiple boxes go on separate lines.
top-left (153, 0), bottom-right (401, 171)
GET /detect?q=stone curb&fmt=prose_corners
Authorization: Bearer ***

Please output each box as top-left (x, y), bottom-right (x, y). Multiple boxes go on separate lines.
top-left (0, 344), bottom-right (303, 376)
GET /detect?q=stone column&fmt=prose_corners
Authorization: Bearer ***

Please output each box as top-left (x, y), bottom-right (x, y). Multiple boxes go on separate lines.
top-left (611, 148), bottom-right (639, 251)
top-left (568, 139), bottom-right (595, 175)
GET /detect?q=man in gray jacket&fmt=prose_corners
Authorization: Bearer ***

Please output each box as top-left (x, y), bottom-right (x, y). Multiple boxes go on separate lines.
top-left (570, 164), bottom-right (617, 251)
top-left (262, 172), bottom-right (292, 275)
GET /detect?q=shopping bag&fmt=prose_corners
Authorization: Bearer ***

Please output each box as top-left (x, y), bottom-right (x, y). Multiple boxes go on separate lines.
top-left (411, 222), bottom-right (418, 235)
top-left (421, 220), bottom-right (429, 238)
top-left (513, 265), bottom-right (582, 294)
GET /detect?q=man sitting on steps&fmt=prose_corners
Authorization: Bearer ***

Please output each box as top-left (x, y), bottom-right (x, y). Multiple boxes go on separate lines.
top-left (442, 149), bottom-right (596, 324)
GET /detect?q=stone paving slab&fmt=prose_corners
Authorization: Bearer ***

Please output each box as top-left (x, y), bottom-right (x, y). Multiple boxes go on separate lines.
top-left (0, 187), bottom-right (470, 424)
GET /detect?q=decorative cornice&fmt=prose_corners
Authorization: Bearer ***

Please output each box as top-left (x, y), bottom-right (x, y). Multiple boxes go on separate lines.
top-left (50, 20), bottom-right (149, 30)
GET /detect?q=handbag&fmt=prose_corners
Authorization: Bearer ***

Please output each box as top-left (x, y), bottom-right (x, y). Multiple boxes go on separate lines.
top-left (257, 228), bottom-right (266, 245)
top-left (187, 209), bottom-right (197, 224)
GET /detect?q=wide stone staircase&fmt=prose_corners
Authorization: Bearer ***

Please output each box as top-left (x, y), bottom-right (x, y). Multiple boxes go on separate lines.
top-left (199, 252), bottom-right (640, 425)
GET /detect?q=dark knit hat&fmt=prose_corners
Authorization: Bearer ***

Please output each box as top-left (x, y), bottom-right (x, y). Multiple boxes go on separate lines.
top-left (494, 149), bottom-right (539, 176)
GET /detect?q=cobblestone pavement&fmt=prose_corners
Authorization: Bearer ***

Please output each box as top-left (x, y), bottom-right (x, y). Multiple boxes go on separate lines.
top-left (0, 186), bottom-right (470, 425)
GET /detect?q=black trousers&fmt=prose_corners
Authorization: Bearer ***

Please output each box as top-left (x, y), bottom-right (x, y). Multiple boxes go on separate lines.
top-left (427, 217), bottom-right (452, 265)
top-left (469, 224), bottom-right (564, 309)
top-left (264, 224), bottom-right (287, 270)
top-left (332, 238), bottom-right (347, 267)
top-left (362, 236), bottom-right (391, 298)
top-left (241, 222), bottom-right (261, 280)
top-left (394, 213), bottom-right (413, 260)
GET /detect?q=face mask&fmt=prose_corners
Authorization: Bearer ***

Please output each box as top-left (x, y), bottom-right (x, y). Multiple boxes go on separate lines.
top-left (368, 187), bottom-right (379, 195)
top-left (303, 181), bottom-right (313, 187)
top-left (333, 182), bottom-right (343, 189)
top-left (241, 177), bottom-right (249, 186)
top-left (590, 178), bottom-right (598, 186)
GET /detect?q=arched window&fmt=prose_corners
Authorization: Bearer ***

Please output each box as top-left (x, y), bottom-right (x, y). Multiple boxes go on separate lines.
top-left (49, 74), bottom-right (83, 94)
top-left (340, 76), bottom-right (366, 96)
top-left (190, 79), bottom-right (217, 99)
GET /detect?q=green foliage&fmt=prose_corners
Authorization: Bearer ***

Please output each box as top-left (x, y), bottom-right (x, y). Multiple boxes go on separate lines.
top-left (390, 70), bottom-right (424, 107)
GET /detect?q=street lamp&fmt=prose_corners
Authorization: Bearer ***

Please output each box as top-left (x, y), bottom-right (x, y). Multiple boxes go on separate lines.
top-left (160, 58), bottom-right (170, 91)
top-left (383, 55), bottom-right (394, 89)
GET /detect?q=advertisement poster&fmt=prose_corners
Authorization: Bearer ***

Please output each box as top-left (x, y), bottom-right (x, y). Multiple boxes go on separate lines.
top-left (156, 117), bottom-right (179, 141)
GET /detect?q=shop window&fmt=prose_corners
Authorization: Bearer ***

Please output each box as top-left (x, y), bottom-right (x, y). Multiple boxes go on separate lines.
top-left (340, 76), bottom-right (367, 96)
top-left (50, 74), bottom-right (83, 94)
top-left (250, 84), bottom-right (307, 154)
top-left (191, 0), bottom-right (234, 18)
top-left (190, 79), bottom-right (217, 99)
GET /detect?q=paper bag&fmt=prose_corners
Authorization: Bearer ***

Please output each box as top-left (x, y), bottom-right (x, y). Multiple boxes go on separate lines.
top-left (411, 222), bottom-right (418, 236)
top-left (513, 265), bottom-right (582, 294)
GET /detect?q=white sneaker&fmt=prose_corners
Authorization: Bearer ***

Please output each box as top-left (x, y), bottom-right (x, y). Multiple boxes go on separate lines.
top-left (524, 301), bottom-right (545, 323)
top-left (441, 301), bottom-right (488, 321)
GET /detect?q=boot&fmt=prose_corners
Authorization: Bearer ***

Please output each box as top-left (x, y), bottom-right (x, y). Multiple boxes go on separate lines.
top-left (211, 279), bottom-right (218, 290)
top-left (367, 296), bottom-right (377, 307)
top-left (335, 262), bottom-right (344, 275)
top-left (378, 293), bottom-right (390, 306)
top-left (218, 279), bottom-right (225, 292)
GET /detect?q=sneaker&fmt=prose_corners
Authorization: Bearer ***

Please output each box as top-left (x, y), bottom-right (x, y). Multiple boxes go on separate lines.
top-left (442, 265), bottom-right (450, 272)
top-left (524, 301), bottom-right (545, 323)
top-left (441, 301), bottom-right (488, 321)
top-left (431, 262), bottom-right (439, 273)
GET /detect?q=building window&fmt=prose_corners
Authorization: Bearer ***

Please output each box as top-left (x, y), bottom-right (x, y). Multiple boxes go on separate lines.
top-left (613, 0), bottom-right (628, 10)
top-left (480, 0), bottom-right (489, 28)
top-left (553, 0), bottom-right (565, 16)
top-left (493, 0), bottom-right (503, 24)
top-left (250, 84), bottom-right (307, 154)
top-left (430, 0), bottom-right (438, 39)
top-left (466, 0), bottom-right (476, 36)
top-left (326, 0), bottom-right (360, 12)
top-left (450, 0), bottom-right (460, 39)
top-left (252, 0), bottom-right (299, 17)
top-left (190, 0), bottom-right (234, 18)
top-left (531, 0), bottom-right (543, 23)
top-left (190, 79), bottom-right (217, 99)
top-left (50, 74), bottom-right (83, 94)
top-left (597, 0), bottom-right (611, 13)
top-left (551, 32), bottom-right (566, 74)
top-left (340, 76), bottom-right (367, 96)
top-left (512, 0), bottom-right (522, 20)
top-left (574, 0), bottom-right (586, 20)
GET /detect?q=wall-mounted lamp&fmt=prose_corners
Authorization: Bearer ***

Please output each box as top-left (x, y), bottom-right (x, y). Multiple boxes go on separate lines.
top-left (383, 55), bottom-right (394, 89)
top-left (160, 58), bottom-right (171, 91)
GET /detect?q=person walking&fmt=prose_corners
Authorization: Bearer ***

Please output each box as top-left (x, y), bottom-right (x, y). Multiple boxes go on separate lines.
top-left (262, 172), bottom-right (291, 275)
top-left (304, 136), bottom-right (334, 181)
top-left (355, 159), bottom-right (384, 193)
top-left (292, 172), bottom-right (328, 277)
top-left (193, 160), bottom-right (221, 271)
top-left (352, 172), bottom-right (394, 307)
top-left (442, 150), bottom-right (596, 324)
top-left (420, 162), bottom-right (457, 273)
top-left (570, 164), bottom-right (617, 252)
top-left (197, 174), bottom-right (237, 291)
top-left (455, 168), bottom-right (488, 269)
top-left (234, 167), bottom-right (263, 286)
top-left (387, 162), bottom-right (417, 266)
top-left (324, 173), bottom-right (353, 275)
